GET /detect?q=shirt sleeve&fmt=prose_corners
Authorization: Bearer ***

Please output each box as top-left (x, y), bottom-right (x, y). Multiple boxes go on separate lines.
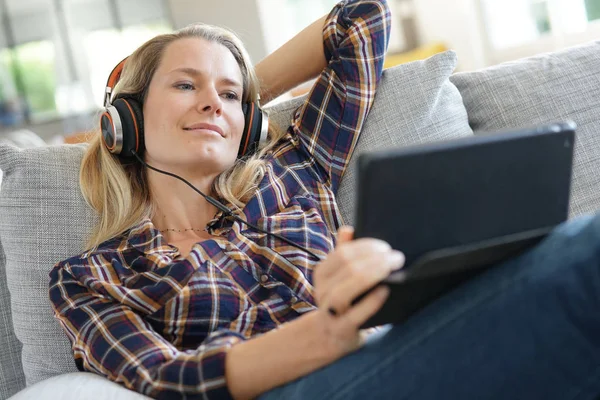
top-left (290, 0), bottom-right (391, 193)
top-left (49, 261), bottom-right (245, 400)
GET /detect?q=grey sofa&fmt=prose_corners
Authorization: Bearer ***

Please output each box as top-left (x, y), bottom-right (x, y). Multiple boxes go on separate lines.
top-left (1, 41), bottom-right (599, 399)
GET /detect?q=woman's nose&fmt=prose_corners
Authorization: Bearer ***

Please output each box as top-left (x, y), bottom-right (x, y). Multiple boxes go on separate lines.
top-left (197, 88), bottom-right (222, 116)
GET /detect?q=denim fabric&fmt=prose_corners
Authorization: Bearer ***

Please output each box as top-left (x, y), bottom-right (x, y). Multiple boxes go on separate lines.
top-left (261, 213), bottom-right (600, 400)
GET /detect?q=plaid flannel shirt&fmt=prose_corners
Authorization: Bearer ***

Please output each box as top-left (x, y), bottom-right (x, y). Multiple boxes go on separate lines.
top-left (49, 1), bottom-right (390, 398)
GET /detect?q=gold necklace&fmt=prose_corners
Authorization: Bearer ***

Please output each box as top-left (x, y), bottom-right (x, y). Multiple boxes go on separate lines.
top-left (159, 227), bottom-right (207, 233)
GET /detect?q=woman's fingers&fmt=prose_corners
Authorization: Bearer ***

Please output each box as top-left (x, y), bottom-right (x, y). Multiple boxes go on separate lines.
top-left (336, 285), bottom-right (390, 330)
top-left (337, 226), bottom-right (354, 244)
top-left (315, 241), bottom-right (401, 308)
top-left (322, 250), bottom-right (404, 315)
top-left (317, 236), bottom-right (394, 281)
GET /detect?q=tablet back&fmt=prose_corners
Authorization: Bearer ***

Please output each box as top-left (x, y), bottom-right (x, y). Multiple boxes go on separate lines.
top-left (354, 121), bottom-right (576, 268)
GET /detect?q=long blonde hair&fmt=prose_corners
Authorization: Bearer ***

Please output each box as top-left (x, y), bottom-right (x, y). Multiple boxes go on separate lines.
top-left (80, 24), bottom-right (286, 251)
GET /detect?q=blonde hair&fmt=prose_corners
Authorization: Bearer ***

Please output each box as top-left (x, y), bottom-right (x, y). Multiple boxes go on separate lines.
top-left (80, 24), bottom-right (286, 251)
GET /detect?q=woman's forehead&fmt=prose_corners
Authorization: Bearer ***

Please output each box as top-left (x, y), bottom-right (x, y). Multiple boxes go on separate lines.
top-left (157, 37), bottom-right (243, 82)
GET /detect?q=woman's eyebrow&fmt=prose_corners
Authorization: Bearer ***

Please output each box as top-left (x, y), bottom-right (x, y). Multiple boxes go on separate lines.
top-left (169, 67), bottom-right (242, 88)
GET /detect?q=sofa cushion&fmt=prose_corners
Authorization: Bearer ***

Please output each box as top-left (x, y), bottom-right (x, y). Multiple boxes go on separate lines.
top-left (0, 237), bottom-right (26, 399)
top-left (0, 50), bottom-right (471, 387)
top-left (268, 50), bottom-right (473, 225)
top-left (0, 144), bottom-right (96, 386)
top-left (0, 134), bottom-right (44, 398)
top-left (450, 40), bottom-right (600, 217)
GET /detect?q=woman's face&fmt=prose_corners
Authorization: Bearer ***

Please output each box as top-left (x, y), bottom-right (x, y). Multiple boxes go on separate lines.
top-left (143, 37), bottom-right (246, 176)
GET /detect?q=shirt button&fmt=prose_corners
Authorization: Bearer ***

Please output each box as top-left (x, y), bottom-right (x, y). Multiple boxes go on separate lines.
top-left (291, 296), bottom-right (298, 304)
top-left (260, 274), bottom-right (269, 283)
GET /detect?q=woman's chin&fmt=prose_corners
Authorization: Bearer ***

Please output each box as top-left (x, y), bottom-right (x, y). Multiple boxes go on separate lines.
top-left (146, 143), bottom-right (236, 170)
top-left (180, 150), bottom-right (235, 170)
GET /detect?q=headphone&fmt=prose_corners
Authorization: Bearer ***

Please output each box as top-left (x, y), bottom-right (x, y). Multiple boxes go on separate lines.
top-left (100, 57), bottom-right (269, 160)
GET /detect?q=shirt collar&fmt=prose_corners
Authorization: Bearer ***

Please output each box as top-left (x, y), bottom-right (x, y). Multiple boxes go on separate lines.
top-left (126, 217), bottom-right (175, 256)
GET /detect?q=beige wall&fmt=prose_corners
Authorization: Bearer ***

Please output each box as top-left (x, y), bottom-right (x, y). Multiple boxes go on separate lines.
top-left (167, 0), bottom-right (268, 64)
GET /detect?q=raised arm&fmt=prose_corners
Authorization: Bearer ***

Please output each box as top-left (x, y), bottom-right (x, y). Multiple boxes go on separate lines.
top-left (258, 0), bottom-right (391, 193)
top-left (254, 16), bottom-right (327, 105)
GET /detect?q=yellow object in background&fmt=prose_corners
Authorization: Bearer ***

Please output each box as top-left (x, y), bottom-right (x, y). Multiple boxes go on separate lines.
top-left (383, 42), bottom-right (448, 68)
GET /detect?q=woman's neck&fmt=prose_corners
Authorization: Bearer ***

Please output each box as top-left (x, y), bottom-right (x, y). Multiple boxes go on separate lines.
top-left (148, 168), bottom-right (219, 233)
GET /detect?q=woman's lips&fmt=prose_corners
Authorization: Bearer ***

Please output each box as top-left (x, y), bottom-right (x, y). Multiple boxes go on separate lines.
top-left (183, 123), bottom-right (225, 137)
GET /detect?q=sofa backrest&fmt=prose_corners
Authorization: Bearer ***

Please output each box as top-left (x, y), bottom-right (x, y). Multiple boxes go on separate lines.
top-left (451, 39), bottom-right (600, 218)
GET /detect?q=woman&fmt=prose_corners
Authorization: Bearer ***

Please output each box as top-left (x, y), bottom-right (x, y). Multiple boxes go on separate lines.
top-left (49, 0), bottom-right (600, 399)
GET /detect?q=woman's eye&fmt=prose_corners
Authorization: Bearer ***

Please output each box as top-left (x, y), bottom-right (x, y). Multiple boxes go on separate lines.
top-left (175, 83), bottom-right (194, 91)
top-left (223, 92), bottom-right (240, 101)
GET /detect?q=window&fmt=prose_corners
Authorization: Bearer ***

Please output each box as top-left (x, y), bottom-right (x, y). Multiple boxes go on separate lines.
top-left (0, 48), bottom-right (23, 127)
top-left (481, 0), bottom-right (600, 50)
top-left (586, 0), bottom-right (600, 20)
top-left (13, 41), bottom-right (57, 120)
top-left (84, 23), bottom-right (172, 109)
top-left (0, 0), bottom-right (172, 130)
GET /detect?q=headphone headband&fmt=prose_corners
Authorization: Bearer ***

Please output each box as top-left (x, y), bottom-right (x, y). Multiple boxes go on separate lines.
top-left (104, 57), bottom-right (129, 107)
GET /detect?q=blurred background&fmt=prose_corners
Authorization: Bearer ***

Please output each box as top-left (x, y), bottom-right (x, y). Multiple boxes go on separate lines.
top-left (0, 0), bottom-right (599, 144)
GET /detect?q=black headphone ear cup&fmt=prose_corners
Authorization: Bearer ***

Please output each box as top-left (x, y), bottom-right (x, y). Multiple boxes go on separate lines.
top-left (112, 97), bottom-right (145, 158)
top-left (239, 102), bottom-right (263, 158)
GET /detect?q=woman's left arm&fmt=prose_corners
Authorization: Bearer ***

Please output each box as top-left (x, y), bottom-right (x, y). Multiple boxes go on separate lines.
top-left (257, 0), bottom-right (391, 193)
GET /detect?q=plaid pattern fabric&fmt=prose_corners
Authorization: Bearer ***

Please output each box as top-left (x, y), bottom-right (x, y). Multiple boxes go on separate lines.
top-left (49, 1), bottom-right (390, 398)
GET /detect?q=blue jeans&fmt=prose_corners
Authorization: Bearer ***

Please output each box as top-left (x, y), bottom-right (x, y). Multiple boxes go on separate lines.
top-left (260, 213), bottom-right (600, 400)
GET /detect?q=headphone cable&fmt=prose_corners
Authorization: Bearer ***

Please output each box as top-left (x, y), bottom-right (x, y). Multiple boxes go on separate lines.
top-left (131, 151), bottom-right (322, 262)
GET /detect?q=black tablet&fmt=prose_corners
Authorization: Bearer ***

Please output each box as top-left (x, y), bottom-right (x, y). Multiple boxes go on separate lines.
top-left (353, 121), bottom-right (576, 328)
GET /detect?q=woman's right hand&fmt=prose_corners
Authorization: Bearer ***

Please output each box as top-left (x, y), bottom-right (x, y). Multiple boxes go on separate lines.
top-left (311, 226), bottom-right (405, 360)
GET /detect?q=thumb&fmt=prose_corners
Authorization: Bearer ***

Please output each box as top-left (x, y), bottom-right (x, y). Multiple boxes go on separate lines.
top-left (337, 226), bottom-right (354, 245)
